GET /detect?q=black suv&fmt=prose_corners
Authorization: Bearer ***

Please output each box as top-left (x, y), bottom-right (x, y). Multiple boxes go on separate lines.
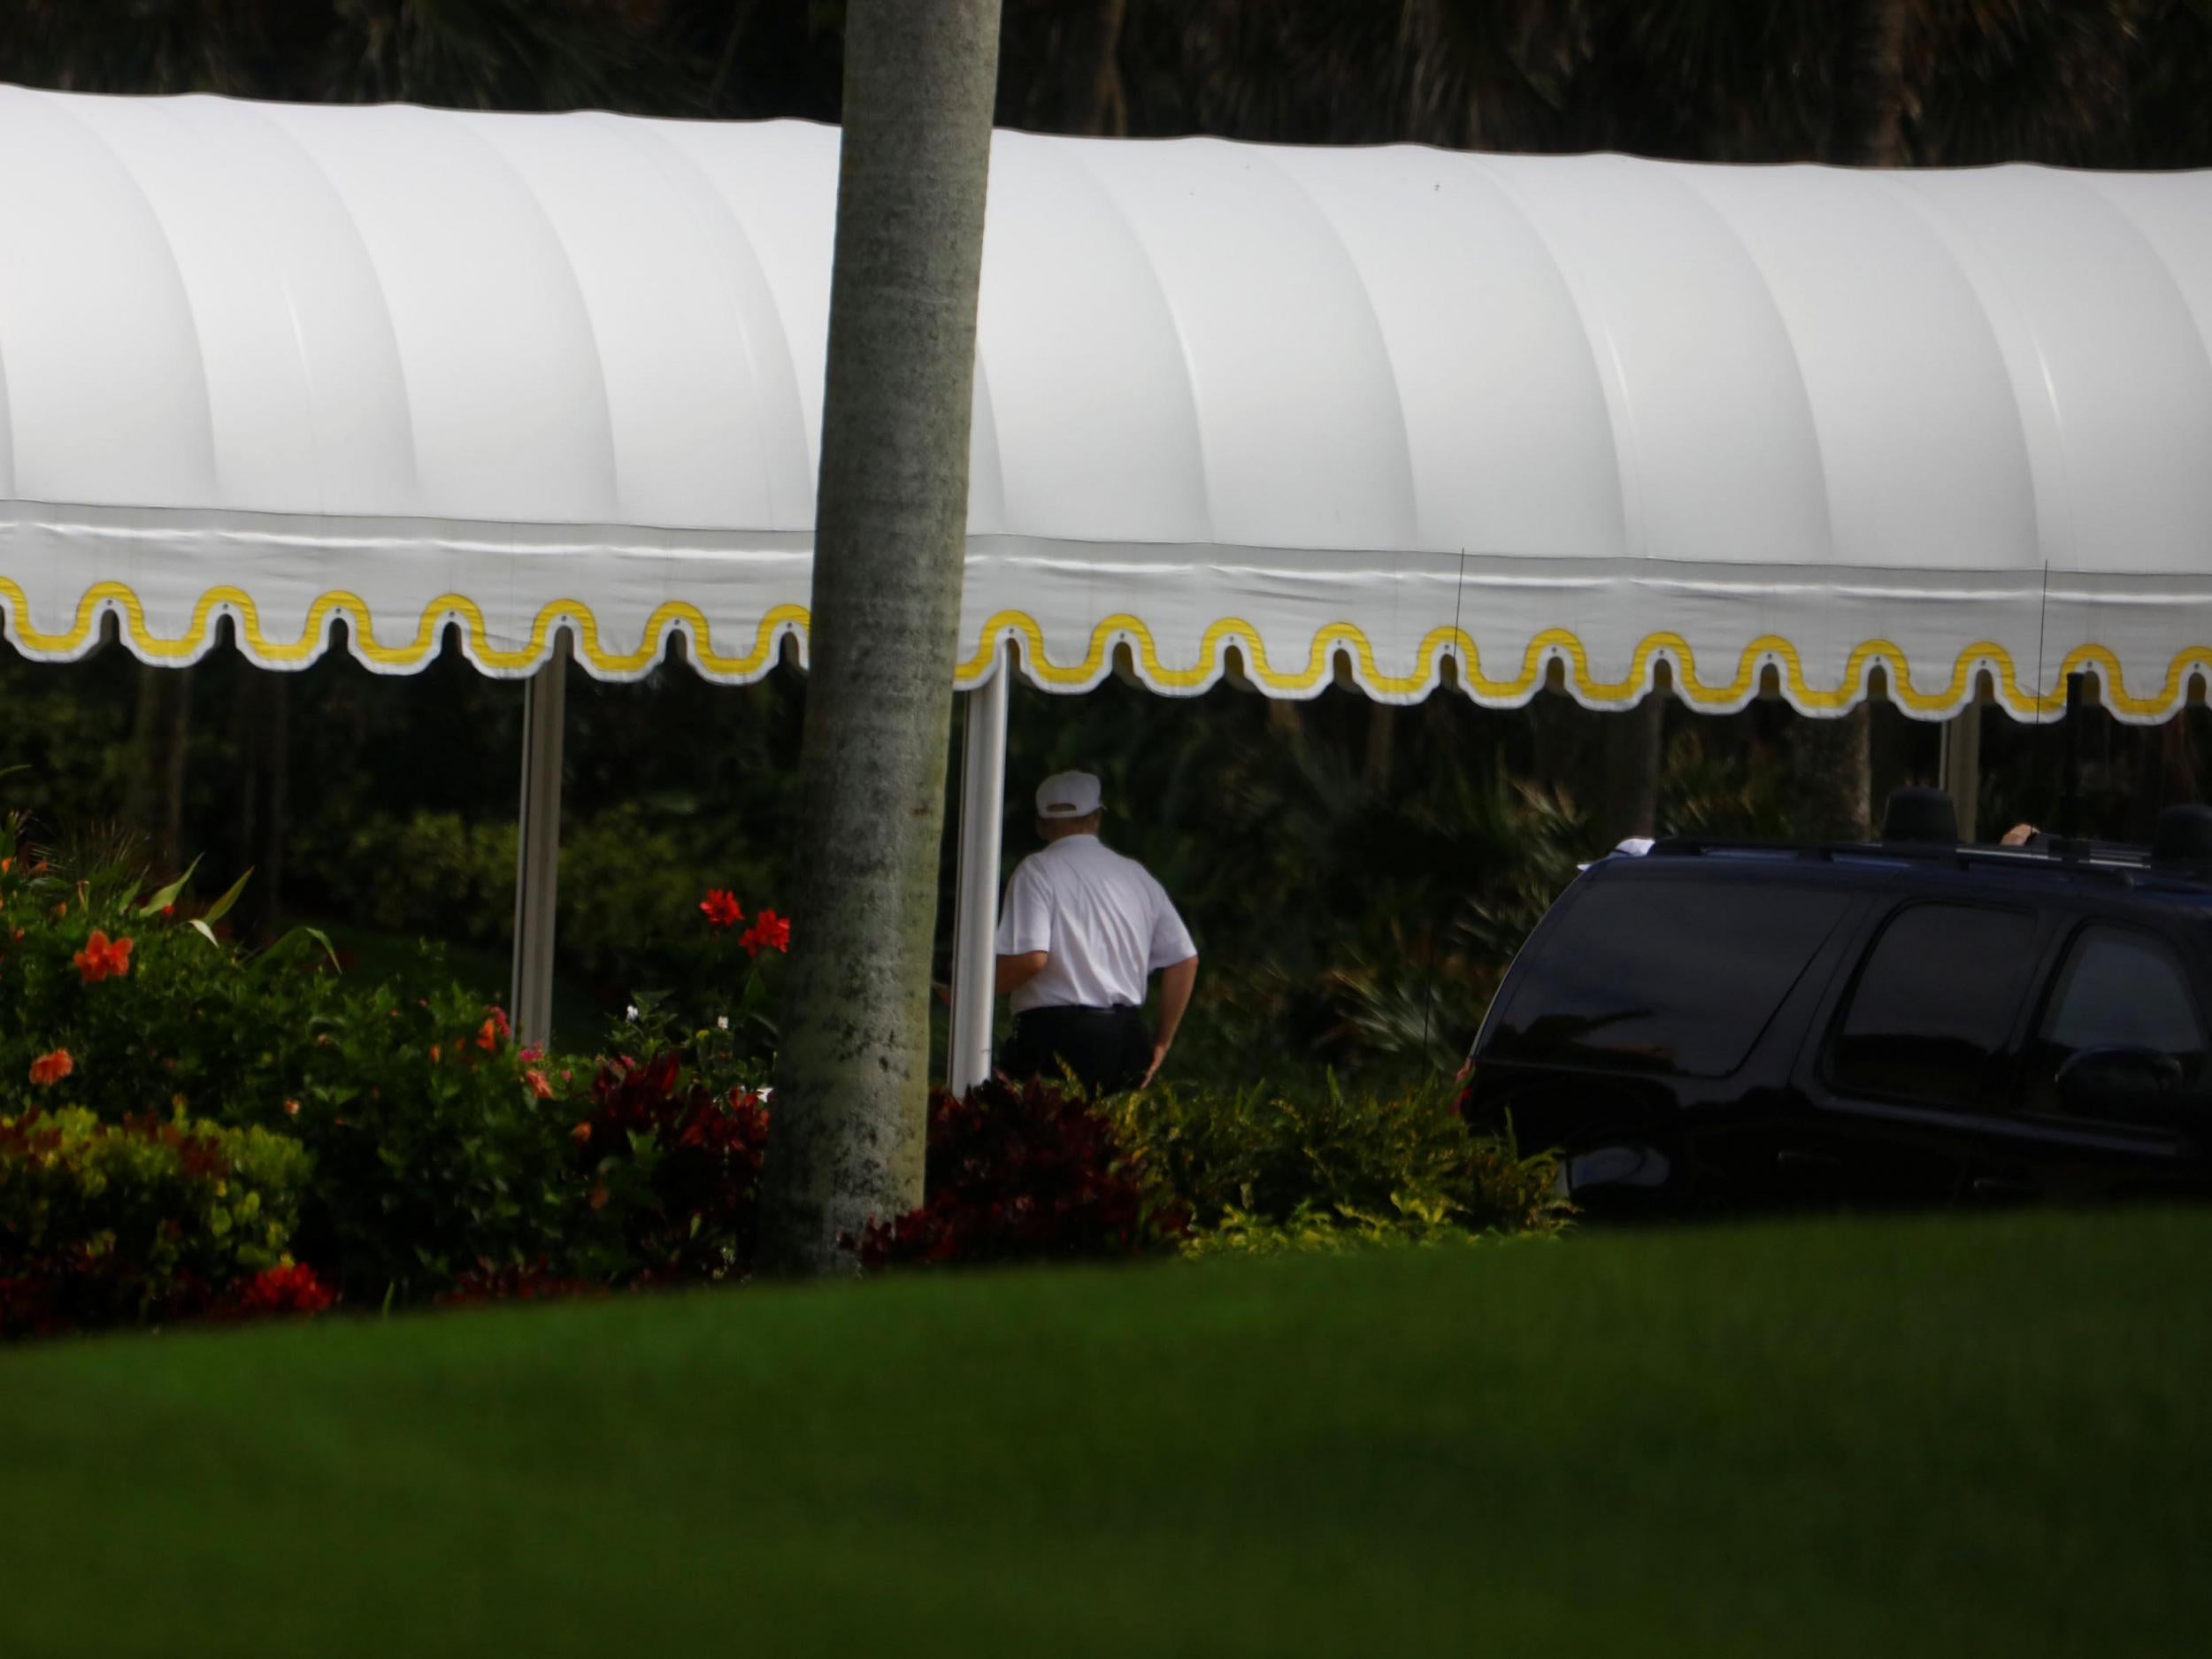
top-left (1462, 798), bottom-right (2212, 1215)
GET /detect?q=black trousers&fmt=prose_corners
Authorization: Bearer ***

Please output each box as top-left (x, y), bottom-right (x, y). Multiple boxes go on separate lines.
top-left (999, 1004), bottom-right (1152, 1096)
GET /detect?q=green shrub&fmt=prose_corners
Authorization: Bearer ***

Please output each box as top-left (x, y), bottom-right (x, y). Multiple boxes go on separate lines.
top-left (1109, 1073), bottom-right (1571, 1249)
top-left (298, 805), bottom-right (764, 986)
top-left (0, 829), bottom-right (341, 1127)
top-left (278, 980), bottom-right (585, 1303)
top-left (1, 808), bottom-right (587, 1306)
top-left (0, 1105), bottom-right (319, 1335)
top-left (1181, 1194), bottom-right (1486, 1257)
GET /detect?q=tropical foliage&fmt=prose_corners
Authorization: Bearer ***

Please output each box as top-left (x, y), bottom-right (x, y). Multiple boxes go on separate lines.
top-left (0, 1105), bottom-right (322, 1338)
top-left (5, 3), bottom-right (2212, 1282)
top-left (8, 1), bottom-right (2211, 1090)
top-left (5, 765), bottom-right (1574, 1329)
top-left (1110, 1072), bottom-right (1571, 1242)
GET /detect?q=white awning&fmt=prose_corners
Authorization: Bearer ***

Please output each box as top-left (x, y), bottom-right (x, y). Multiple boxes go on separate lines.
top-left (4, 86), bottom-right (2211, 722)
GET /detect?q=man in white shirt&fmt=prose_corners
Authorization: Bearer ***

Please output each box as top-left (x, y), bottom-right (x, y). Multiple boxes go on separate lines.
top-left (994, 770), bottom-right (1199, 1094)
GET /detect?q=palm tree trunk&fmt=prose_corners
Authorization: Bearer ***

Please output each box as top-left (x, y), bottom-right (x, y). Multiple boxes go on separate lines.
top-left (1782, 0), bottom-right (1914, 840)
top-left (260, 672), bottom-right (290, 939)
top-left (1060, 0), bottom-right (1128, 134)
top-left (128, 664), bottom-right (193, 871)
top-left (1601, 693), bottom-right (1664, 844)
top-left (1363, 699), bottom-right (1394, 793)
top-left (1830, 0), bottom-right (1914, 167)
top-left (758, 0), bottom-right (1005, 1276)
top-left (1780, 705), bottom-right (1874, 840)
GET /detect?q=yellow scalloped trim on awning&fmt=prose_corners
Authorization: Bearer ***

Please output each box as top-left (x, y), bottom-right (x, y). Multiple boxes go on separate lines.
top-left (5, 577), bottom-right (2209, 719)
top-left (0, 578), bottom-right (803, 678)
top-left (954, 608), bottom-right (2208, 719)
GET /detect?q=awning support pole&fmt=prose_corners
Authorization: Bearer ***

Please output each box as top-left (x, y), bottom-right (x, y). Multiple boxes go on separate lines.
top-left (948, 644), bottom-right (1010, 1097)
top-left (1939, 699), bottom-right (1982, 844)
top-left (511, 633), bottom-right (570, 1050)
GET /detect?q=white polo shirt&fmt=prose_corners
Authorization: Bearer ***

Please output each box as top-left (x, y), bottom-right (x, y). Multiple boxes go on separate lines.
top-left (995, 833), bottom-right (1196, 1015)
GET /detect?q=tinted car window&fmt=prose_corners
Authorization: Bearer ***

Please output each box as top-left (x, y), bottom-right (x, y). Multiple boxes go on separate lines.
top-left (2024, 926), bottom-right (2208, 1119)
top-left (1483, 878), bottom-right (1850, 1077)
top-left (1832, 903), bottom-right (2037, 1108)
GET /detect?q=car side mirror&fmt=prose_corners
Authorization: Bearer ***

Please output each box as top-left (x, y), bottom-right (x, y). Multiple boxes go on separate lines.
top-left (2055, 1046), bottom-right (2185, 1118)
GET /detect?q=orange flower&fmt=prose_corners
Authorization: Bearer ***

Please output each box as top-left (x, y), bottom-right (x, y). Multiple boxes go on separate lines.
top-left (429, 1043), bottom-right (442, 1064)
top-left (283, 1099), bottom-right (301, 1118)
top-left (28, 1048), bottom-right (73, 1087)
top-left (73, 930), bottom-right (134, 984)
top-left (699, 888), bottom-right (744, 930)
top-left (476, 1017), bottom-right (499, 1053)
top-left (570, 1118), bottom-right (593, 1147)
top-left (524, 1068), bottom-right (555, 1100)
top-left (0, 856), bottom-right (12, 873)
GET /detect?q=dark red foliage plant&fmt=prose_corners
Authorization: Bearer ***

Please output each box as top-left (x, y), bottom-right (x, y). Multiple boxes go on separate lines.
top-left (570, 1050), bottom-right (772, 1284)
top-left (219, 1263), bottom-right (335, 1320)
top-left (438, 1257), bottom-right (605, 1309)
top-left (852, 1076), bottom-right (1187, 1270)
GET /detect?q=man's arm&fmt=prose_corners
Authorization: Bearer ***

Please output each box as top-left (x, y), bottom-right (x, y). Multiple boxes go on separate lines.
top-left (997, 950), bottom-right (1048, 995)
top-left (1143, 954), bottom-right (1199, 1087)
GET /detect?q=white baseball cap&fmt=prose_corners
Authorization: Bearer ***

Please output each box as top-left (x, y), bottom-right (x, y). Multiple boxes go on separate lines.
top-left (1036, 770), bottom-right (1104, 818)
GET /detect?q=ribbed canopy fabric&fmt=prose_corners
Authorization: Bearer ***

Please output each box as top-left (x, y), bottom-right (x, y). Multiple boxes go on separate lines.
top-left (4, 85), bottom-right (2212, 719)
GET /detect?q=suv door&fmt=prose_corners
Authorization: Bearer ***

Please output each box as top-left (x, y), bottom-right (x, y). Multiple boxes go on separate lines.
top-left (1467, 870), bottom-right (1860, 1211)
top-left (1794, 899), bottom-right (2050, 1206)
top-left (1985, 921), bottom-right (2212, 1202)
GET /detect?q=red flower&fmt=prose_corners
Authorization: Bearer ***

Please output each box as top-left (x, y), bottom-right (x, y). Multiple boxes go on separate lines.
top-left (27, 1048), bottom-right (73, 1087)
top-left (73, 930), bottom-right (134, 983)
top-left (486, 1005), bottom-right (511, 1040)
top-left (229, 1263), bottom-right (334, 1318)
top-left (700, 888), bottom-right (744, 930)
top-left (738, 909), bottom-right (791, 958)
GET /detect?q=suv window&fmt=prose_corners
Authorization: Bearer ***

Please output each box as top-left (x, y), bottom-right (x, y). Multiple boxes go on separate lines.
top-left (1832, 902), bottom-right (2037, 1109)
top-left (1483, 878), bottom-right (1850, 1077)
top-left (2024, 926), bottom-right (2208, 1119)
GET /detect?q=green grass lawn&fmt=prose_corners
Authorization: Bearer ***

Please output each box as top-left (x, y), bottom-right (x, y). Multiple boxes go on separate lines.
top-left (3, 1211), bottom-right (2206, 1657)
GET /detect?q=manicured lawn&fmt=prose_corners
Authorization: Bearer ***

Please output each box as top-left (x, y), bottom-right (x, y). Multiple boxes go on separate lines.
top-left (3, 1210), bottom-right (2204, 1657)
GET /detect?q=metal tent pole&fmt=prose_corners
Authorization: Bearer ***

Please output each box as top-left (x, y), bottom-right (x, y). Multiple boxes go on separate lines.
top-left (1939, 700), bottom-right (1982, 843)
top-left (948, 643), bottom-right (1010, 1096)
top-left (511, 633), bottom-right (570, 1049)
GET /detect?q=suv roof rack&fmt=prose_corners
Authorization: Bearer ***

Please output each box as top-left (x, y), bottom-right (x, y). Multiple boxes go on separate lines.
top-left (1639, 833), bottom-right (2212, 893)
